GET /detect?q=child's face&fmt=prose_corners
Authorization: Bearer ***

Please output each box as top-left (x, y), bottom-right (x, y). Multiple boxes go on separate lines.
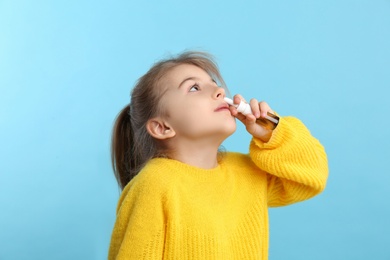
top-left (159, 64), bottom-right (236, 143)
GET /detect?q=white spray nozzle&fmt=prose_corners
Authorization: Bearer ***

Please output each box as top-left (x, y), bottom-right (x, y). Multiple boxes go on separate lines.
top-left (224, 97), bottom-right (253, 115)
top-left (224, 97), bottom-right (279, 125)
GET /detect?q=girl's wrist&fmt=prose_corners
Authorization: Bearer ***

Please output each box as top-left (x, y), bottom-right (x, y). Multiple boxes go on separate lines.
top-left (256, 128), bottom-right (273, 143)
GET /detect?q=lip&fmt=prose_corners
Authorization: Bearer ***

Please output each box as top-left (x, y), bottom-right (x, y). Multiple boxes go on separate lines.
top-left (215, 103), bottom-right (231, 112)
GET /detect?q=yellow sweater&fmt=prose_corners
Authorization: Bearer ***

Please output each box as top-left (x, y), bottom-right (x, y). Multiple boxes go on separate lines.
top-left (108, 117), bottom-right (328, 259)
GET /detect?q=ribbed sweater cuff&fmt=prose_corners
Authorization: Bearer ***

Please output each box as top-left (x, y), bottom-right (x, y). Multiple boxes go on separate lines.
top-left (251, 116), bottom-right (288, 150)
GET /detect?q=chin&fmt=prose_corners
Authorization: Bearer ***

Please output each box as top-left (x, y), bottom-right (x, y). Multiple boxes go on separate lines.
top-left (222, 121), bottom-right (237, 137)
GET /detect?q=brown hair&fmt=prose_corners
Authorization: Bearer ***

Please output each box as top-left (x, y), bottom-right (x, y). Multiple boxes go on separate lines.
top-left (111, 51), bottom-right (228, 189)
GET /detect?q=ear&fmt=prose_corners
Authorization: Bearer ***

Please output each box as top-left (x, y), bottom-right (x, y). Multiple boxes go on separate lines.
top-left (146, 117), bottom-right (176, 140)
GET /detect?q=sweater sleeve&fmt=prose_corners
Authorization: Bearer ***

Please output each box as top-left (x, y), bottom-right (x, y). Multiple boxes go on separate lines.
top-left (108, 173), bottom-right (166, 260)
top-left (249, 116), bottom-right (328, 207)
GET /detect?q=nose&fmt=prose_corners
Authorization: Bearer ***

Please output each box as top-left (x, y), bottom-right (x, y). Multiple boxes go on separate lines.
top-left (214, 86), bottom-right (225, 99)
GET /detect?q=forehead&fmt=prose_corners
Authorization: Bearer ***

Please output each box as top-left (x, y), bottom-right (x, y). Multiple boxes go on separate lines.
top-left (161, 64), bottom-right (211, 86)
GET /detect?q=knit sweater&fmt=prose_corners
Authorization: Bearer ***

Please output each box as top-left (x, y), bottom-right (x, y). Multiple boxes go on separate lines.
top-left (108, 117), bottom-right (328, 259)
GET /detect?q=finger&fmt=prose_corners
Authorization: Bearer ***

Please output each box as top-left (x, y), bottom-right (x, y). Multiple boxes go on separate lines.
top-left (259, 101), bottom-right (272, 117)
top-left (229, 105), bottom-right (246, 122)
top-left (249, 98), bottom-right (260, 118)
top-left (244, 114), bottom-right (260, 135)
top-left (233, 94), bottom-right (246, 105)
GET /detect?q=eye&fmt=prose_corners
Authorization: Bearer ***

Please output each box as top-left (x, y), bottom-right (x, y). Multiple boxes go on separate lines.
top-left (189, 84), bottom-right (200, 92)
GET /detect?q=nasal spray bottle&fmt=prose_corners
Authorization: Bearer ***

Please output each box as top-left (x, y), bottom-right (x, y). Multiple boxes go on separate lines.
top-left (224, 97), bottom-right (279, 130)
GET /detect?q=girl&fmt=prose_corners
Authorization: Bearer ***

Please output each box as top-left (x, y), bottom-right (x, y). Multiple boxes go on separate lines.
top-left (108, 51), bottom-right (328, 259)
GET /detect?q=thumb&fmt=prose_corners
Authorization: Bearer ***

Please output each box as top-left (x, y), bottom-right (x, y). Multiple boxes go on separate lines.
top-left (244, 114), bottom-right (258, 135)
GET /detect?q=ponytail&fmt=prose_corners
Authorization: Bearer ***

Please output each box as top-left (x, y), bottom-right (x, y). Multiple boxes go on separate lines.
top-left (111, 104), bottom-right (134, 189)
top-left (111, 103), bottom-right (160, 189)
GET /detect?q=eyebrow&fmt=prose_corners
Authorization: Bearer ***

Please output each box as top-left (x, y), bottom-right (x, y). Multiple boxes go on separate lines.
top-left (178, 77), bottom-right (198, 89)
top-left (178, 77), bottom-right (216, 89)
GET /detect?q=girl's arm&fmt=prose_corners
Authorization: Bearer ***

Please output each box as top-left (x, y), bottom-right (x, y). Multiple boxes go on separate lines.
top-left (229, 95), bottom-right (328, 205)
top-left (249, 116), bottom-right (328, 206)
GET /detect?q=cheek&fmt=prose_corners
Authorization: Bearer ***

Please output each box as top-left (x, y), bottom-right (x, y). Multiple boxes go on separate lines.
top-left (174, 110), bottom-right (204, 128)
top-left (169, 107), bottom-right (209, 133)
top-left (168, 99), bottom-right (205, 119)
top-left (164, 101), bottom-right (196, 126)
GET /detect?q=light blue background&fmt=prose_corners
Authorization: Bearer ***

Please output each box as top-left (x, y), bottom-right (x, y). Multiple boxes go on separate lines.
top-left (1, 0), bottom-right (389, 259)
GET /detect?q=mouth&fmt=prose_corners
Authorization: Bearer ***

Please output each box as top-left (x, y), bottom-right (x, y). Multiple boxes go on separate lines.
top-left (215, 103), bottom-right (231, 112)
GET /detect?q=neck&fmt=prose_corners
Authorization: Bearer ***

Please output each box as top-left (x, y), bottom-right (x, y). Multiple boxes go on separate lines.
top-left (168, 138), bottom-right (222, 169)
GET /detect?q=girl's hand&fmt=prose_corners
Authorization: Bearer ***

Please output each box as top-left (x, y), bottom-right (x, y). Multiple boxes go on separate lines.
top-left (228, 94), bottom-right (274, 142)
